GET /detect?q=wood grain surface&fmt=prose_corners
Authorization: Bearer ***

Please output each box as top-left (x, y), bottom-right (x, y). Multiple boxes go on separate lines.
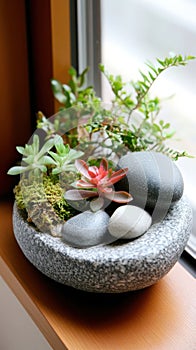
top-left (1, 201), bottom-right (196, 350)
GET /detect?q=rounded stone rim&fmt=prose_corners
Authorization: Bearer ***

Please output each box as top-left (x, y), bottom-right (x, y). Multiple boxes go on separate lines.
top-left (13, 197), bottom-right (192, 292)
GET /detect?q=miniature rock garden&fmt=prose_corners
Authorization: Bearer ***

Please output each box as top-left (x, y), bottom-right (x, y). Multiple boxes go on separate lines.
top-left (8, 54), bottom-right (194, 292)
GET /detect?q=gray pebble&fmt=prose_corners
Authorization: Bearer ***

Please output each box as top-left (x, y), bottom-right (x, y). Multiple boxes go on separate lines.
top-left (61, 210), bottom-right (110, 248)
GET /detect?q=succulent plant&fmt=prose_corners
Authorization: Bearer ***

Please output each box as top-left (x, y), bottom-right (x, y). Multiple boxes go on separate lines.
top-left (48, 137), bottom-right (84, 175)
top-left (7, 134), bottom-right (57, 176)
top-left (7, 134), bottom-right (83, 178)
top-left (65, 158), bottom-right (132, 211)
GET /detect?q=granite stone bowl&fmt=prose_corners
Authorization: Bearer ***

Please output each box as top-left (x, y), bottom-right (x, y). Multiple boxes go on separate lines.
top-left (13, 196), bottom-right (192, 293)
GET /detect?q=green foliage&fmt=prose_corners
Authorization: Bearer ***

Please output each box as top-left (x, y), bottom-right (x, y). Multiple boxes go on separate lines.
top-left (100, 54), bottom-right (195, 116)
top-left (51, 66), bottom-right (101, 109)
top-left (49, 54), bottom-right (195, 160)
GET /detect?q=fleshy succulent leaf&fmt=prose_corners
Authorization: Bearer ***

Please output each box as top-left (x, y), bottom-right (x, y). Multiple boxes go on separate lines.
top-left (32, 134), bottom-right (39, 154)
top-left (90, 197), bottom-right (105, 212)
top-left (68, 149), bottom-right (84, 162)
top-left (65, 189), bottom-right (98, 200)
top-left (7, 166), bottom-right (28, 175)
top-left (37, 137), bottom-right (55, 158)
top-left (41, 156), bottom-right (56, 165)
top-left (100, 158), bottom-right (108, 171)
top-left (16, 146), bottom-right (25, 155)
top-left (88, 166), bottom-right (99, 178)
top-left (76, 179), bottom-right (96, 188)
top-left (104, 191), bottom-right (133, 203)
top-left (107, 168), bottom-right (128, 185)
top-left (75, 159), bottom-right (91, 179)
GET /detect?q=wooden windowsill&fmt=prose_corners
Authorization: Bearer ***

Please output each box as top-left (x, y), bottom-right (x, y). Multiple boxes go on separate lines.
top-left (0, 201), bottom-right (196, 350)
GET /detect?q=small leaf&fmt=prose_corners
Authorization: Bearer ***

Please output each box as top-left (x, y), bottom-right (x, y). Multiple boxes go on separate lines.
top-left (38, 137), bottom-right (55, 158)
top-left (76, 179), bottom-right (95, 188)
top-left (53, 92), bottom-right (67, 104)
top-left (79, 67), bottom-right (89, 86)
top-left (104, 191), bottom-right (133, 203)
top-left (7, 166), bottom-right (27, 175)
top-left (52, 167), bottom-right (61, 175)
top-left (41, 155), bottom-right (56, 165)
top-left (37, 165), bottom-right (47, 172)
top-left (51, 79), bottom-right (68, 104)
top-left (32, 134), bottom-right (39, 154)
top-left (51, 79), bottom-right (67, 104)
top-left (163, 123), bottom-right (170, 129)
top-left (159, 120), bottom-right (164, 126)
top-left (139, 70), bottom-right (150, 82)
top-left (51, 79), bottom-right (63, 93)
top-left (16, 146), bottom-right (25, 155)
top-left (152, 124), bottom-right (161, 132)
top-left (99, 63), bottom-right (105, 72)
top-left (65, 189), bottom-right (97, 200)
top-left (107, 168), bottom-right (128, 185)
top-left (75, 159), bottom-right (91, 178)
top-left (62, 84), bottom-right (72, 93)
top-left (146, 62), bottom-right (157, 75)
top-left (62, 164), bottom-right (77, 172)
top-left (149, 72), bottom-right (156, 81)
top-left (165, 130), bottom-right (176, 138)
top-left (85, 125), bottom-right (92, 133)
top-left (90, 197), bottom-right (104, 212)
top-left (48, 151), bottom-right (61, 163)
top-left (23, 155), bottom-right (34, 164)
top-left (68, 149), bottom-right (84, 162)
top-left (69, 66), bottom-right (77, 77)
top-left (156, 58), bottom-right (165, 67)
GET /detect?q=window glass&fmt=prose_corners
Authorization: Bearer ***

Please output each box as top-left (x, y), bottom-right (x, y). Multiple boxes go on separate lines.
top-left (101, 0), bottom-right (196, 256)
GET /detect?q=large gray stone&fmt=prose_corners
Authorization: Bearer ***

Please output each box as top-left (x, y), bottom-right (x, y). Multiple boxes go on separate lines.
top-left (117, 151), bottom-right (184, 222)
top-left (13, 196), bottom-right (192, 293)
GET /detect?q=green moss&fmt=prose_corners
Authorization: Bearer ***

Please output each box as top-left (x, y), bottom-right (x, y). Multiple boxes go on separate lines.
top-left (14, 174), bottom-right (78, 234)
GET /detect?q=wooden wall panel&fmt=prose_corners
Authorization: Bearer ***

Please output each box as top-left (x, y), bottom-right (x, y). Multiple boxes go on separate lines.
top-left (26, 0), bottom-right (54, 119)
top-left (51, 0), bottom-right (71, 112)
top-left (0, 0), bottom-right (71, 197)
top-left (27, 0), bottom-right (71, 116)
top-left (0, 0), bottom-right (31, 197)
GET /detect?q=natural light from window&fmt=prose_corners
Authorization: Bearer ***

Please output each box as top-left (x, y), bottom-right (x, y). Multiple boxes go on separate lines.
top-left (100, 0), bottom-right (196, 257)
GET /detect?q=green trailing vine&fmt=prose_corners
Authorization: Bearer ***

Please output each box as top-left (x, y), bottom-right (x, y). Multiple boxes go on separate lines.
top-left (47, 53), bottom-right (195, 160)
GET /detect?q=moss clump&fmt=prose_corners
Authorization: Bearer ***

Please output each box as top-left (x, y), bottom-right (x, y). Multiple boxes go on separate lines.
top-left (14, 174), bottom-right (78, 235)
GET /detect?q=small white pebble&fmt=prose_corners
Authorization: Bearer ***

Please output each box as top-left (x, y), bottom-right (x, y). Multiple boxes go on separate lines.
top-left (108, 205), bottom-right (152, 239)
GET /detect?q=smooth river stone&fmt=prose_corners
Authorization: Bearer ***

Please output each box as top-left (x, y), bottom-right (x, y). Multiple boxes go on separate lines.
top-left (108, 205), bottom-right (152, 239)
top-left (116, 151), bottom-right (184, 222)
top-left (61, 210), bottom-right (109, 248)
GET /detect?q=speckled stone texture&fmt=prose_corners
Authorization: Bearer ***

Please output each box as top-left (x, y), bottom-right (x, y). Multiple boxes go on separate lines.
top-left (13, 197), bottom-right (192, 293)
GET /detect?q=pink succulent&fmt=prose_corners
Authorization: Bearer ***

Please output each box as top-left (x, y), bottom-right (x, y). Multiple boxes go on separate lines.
top-left (65, 158), bottom-right (132, 211)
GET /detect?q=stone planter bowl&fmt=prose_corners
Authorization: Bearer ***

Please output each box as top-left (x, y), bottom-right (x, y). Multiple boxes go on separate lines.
top-left (13, 196), bottom-right (192, 293)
